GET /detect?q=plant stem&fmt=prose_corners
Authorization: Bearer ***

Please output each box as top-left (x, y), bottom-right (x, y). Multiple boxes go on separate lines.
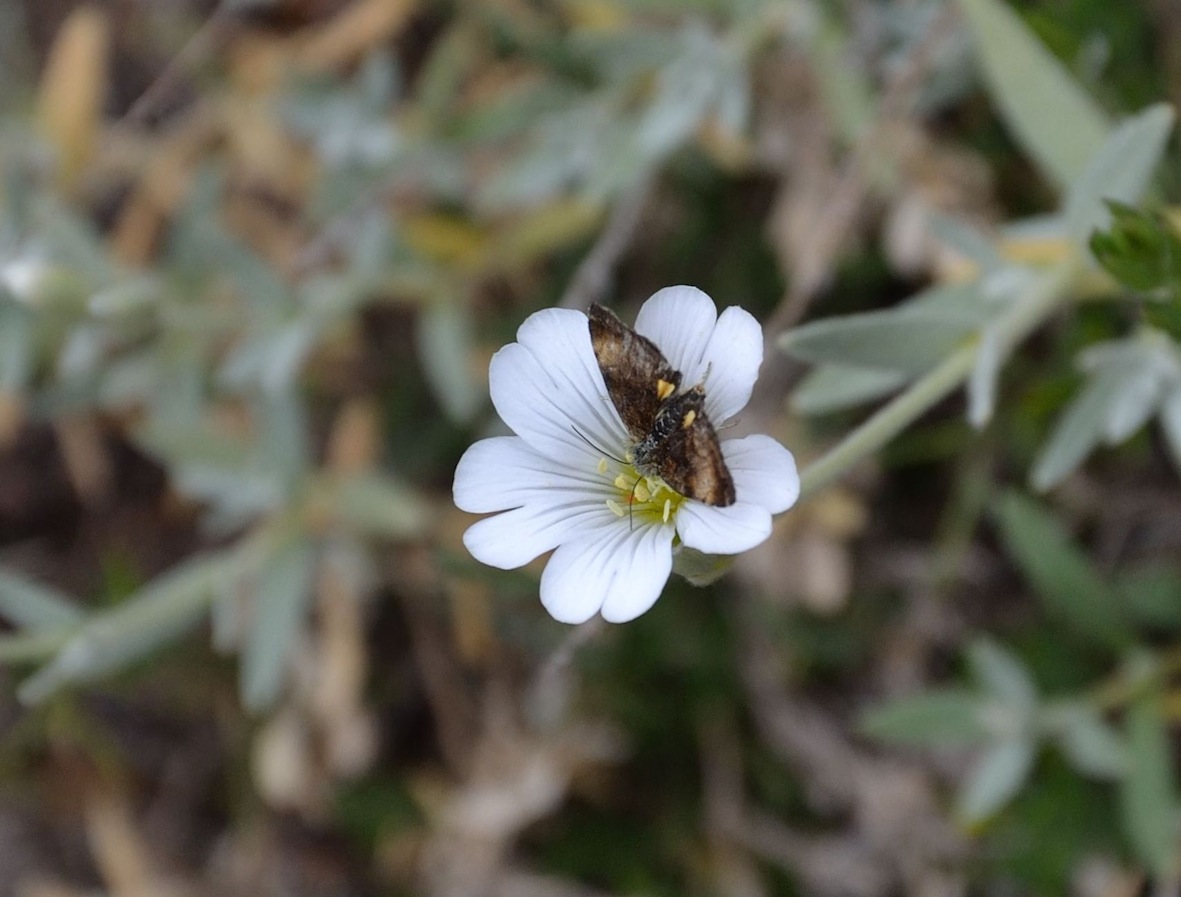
top-left (798, 258), bottom-right (1082, 499)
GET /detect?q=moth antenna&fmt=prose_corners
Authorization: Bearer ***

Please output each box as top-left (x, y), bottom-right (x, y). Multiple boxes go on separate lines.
top-left (570, 425), bottom-right (627, 465)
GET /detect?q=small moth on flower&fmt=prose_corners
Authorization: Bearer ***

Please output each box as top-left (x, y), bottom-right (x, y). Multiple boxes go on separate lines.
top-left (453, 286), bottom-right (799, 623)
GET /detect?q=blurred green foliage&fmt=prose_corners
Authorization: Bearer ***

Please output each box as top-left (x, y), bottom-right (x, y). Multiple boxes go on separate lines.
top-left (0, 0), bottom-right (1179, 895)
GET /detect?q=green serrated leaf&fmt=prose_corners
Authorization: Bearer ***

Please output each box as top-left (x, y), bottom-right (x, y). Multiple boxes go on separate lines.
top-left (994, 492), bottom-right (1132, 651)
top-left (860, 688), bottom-right (989, 746)
top-left (957, 0), bottom-right (1110, 188)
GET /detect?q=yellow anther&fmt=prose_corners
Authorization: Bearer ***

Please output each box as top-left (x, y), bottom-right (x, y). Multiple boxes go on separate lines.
top-left (634, 480), bottom-right (651, 503)
top-left (662, 498), bottom-right (671, 522)
top-left (597, 457), bottom-right (608, 474)
top-left (614, 474), bottom-right (633, 491)
top-left (606, 499), bottom-right (626, 517)
top-left (656, 379), bottom-right (676, 400)
top-left (682, 409), bottom-right (696, 428)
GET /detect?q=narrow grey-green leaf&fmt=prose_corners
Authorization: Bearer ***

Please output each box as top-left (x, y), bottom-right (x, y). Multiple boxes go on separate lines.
top-left (994, 492), bottom-right (1132, 650)
top-left (779, 307), bottom-right (978, 375)
top-left (967, 638), bottom-right (1037, 711)
top-left (790, 363), bottom-right (908, 415)
top-left (1121, 677), bottom-right (1180, 879)
top-left (967, 324), bottom-right (1002, 428)
top-left (417, 301), bottom-right (483, 424)
top-left (240, 540), bottom-right (316, 712)
top-left (332, 472), bottom-right (429, 539)
top-left (926, 212), bottom-right (1006, 272)
top-left (957, 0), bottom-right (1109, 188)
top-left (1117, 564), bottom-right (1181, 631)
top-left (1053, 704), bottom-right (1126, 779)
top-left (860, 688), bottom-right (989, 746)
top-left (955, 738), bottom-right (1036, 826)
top-left (1160, 387), bottom-right (1181, 470)
top-left (0, 568), bottom-right (82, 631)
top-left (1063, 104), bottom-right (1174, 243)
top-left (1031, 345), bottom-right (1155, 490)
top-left (17, 552), bottom-right (236, 704)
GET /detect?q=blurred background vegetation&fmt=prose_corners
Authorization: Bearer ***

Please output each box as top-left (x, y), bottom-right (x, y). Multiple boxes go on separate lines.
top-left (0, 0), bottom-right (1180, 895)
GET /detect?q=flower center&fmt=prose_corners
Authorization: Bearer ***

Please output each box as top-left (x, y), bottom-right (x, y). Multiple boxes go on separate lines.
top-left (597, 456), bottom-right (685, 526)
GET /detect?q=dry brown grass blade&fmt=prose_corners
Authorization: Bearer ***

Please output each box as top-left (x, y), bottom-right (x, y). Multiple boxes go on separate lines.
top-left (36, 5), bottom-right (109, 193)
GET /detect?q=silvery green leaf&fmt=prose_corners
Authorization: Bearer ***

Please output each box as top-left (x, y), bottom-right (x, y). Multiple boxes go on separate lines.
top-left (417, 301), bottom-right (483, 424)
top-left (967, 324), bottom-right (1001, 428)
top-left (635, 25), bottom-right (722, 156)
top-left (1121, 675), bottom-right (1181, 879)
top-left (333, 472), bottom-right (429, 539)
top-left (780, 285), bottom-right (986, 375)
top-left (1053, 704), bottom-right (1127, 779)
top-left (995, 492), bottom-right (1132, 651)
top-left (967, 638), bottom-right (1037, 712)
top-left (255, 389), bottom-right (310, 482)
top-left (925, 212), bottom-right (1006, 272)
top-left (957, 0), bottom-right (1109, 188)
top-left (1161, 386), bottom-right (1181, 470)
top-left (0, 303), bottom-right (32, 390)
top-left (87, 276), bottom-right (160, 316)
top-left (1117, 563), bottom-right (1181, 631)
top-left (811, 21), bottom-right (875, 144)
top-left (17, 552), bottom-right (237, 704)
top-left (955, 738), bottom-right (1036, 826)
top-left (672, 548), bottom-right (732, 586)
top-left (240, 539), bottom-right (316, 711)
top-left (0, 568), bottom-right (82, 630)
top-left (860, 688), bottom-right (989, 745)
top-left (1032, 340), bottom-right (1167, 490)
top-left (1062, 104), bottom-right (1175, 243)
top-left (790, 364), bottom-right (908, 414)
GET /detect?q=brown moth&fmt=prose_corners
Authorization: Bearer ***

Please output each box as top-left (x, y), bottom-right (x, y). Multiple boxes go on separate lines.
top-left (588, 303), bottom-right (736, 507)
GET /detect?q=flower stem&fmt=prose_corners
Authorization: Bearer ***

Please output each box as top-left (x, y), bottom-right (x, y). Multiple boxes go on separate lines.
top-left (797, 258), bottom-right (1082, 499)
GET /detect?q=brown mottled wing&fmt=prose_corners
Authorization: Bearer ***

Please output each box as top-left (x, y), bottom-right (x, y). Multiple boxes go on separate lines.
top-left (588, 303), bottom-right (680, 441)
top-left (641, 390), bottom-right (736, 507)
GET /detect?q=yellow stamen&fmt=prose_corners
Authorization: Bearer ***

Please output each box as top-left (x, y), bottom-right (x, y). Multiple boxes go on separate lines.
top-left (614, 473), bottom-right (633, 492)
top-left (597, 457), bottom-right (608, 474)
top-left (606, 499), bottom-right (626, 517)
top-left (656, 379), bottom-right (676, 400)
top-left (682, 409), bottom-right (696, 428)
top-left (633, 480), bottom-right (651, 503)
top-left (662, 498), bottom-right (671, 522)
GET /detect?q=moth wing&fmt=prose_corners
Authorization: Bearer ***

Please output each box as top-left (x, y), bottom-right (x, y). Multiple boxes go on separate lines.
top-left (651, 392), bottom-right (736, 507)
top-left (588, 303), bottom-right (680, 440)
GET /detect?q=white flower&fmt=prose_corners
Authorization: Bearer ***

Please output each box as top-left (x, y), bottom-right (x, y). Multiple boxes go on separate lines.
top-left (452, 285), bottom-right (799, 624)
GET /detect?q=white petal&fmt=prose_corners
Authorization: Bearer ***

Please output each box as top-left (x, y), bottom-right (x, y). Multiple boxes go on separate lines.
top-left (634, 286), bottom-right (717, 381)
top-left (676, 501), bottom-right (771, 555)
top-left (722, 435), bottom-right (800, 514)
top-left (464, 501), bottom-right (616, 570)
top-left (700, 306), bottom-right (764, 423)
top-left (540, 522), bottom-right (675, 623)
top-left (488, 335), bottom-right (628, 469)
top-left (453, 436), bottom-right (610, 513)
